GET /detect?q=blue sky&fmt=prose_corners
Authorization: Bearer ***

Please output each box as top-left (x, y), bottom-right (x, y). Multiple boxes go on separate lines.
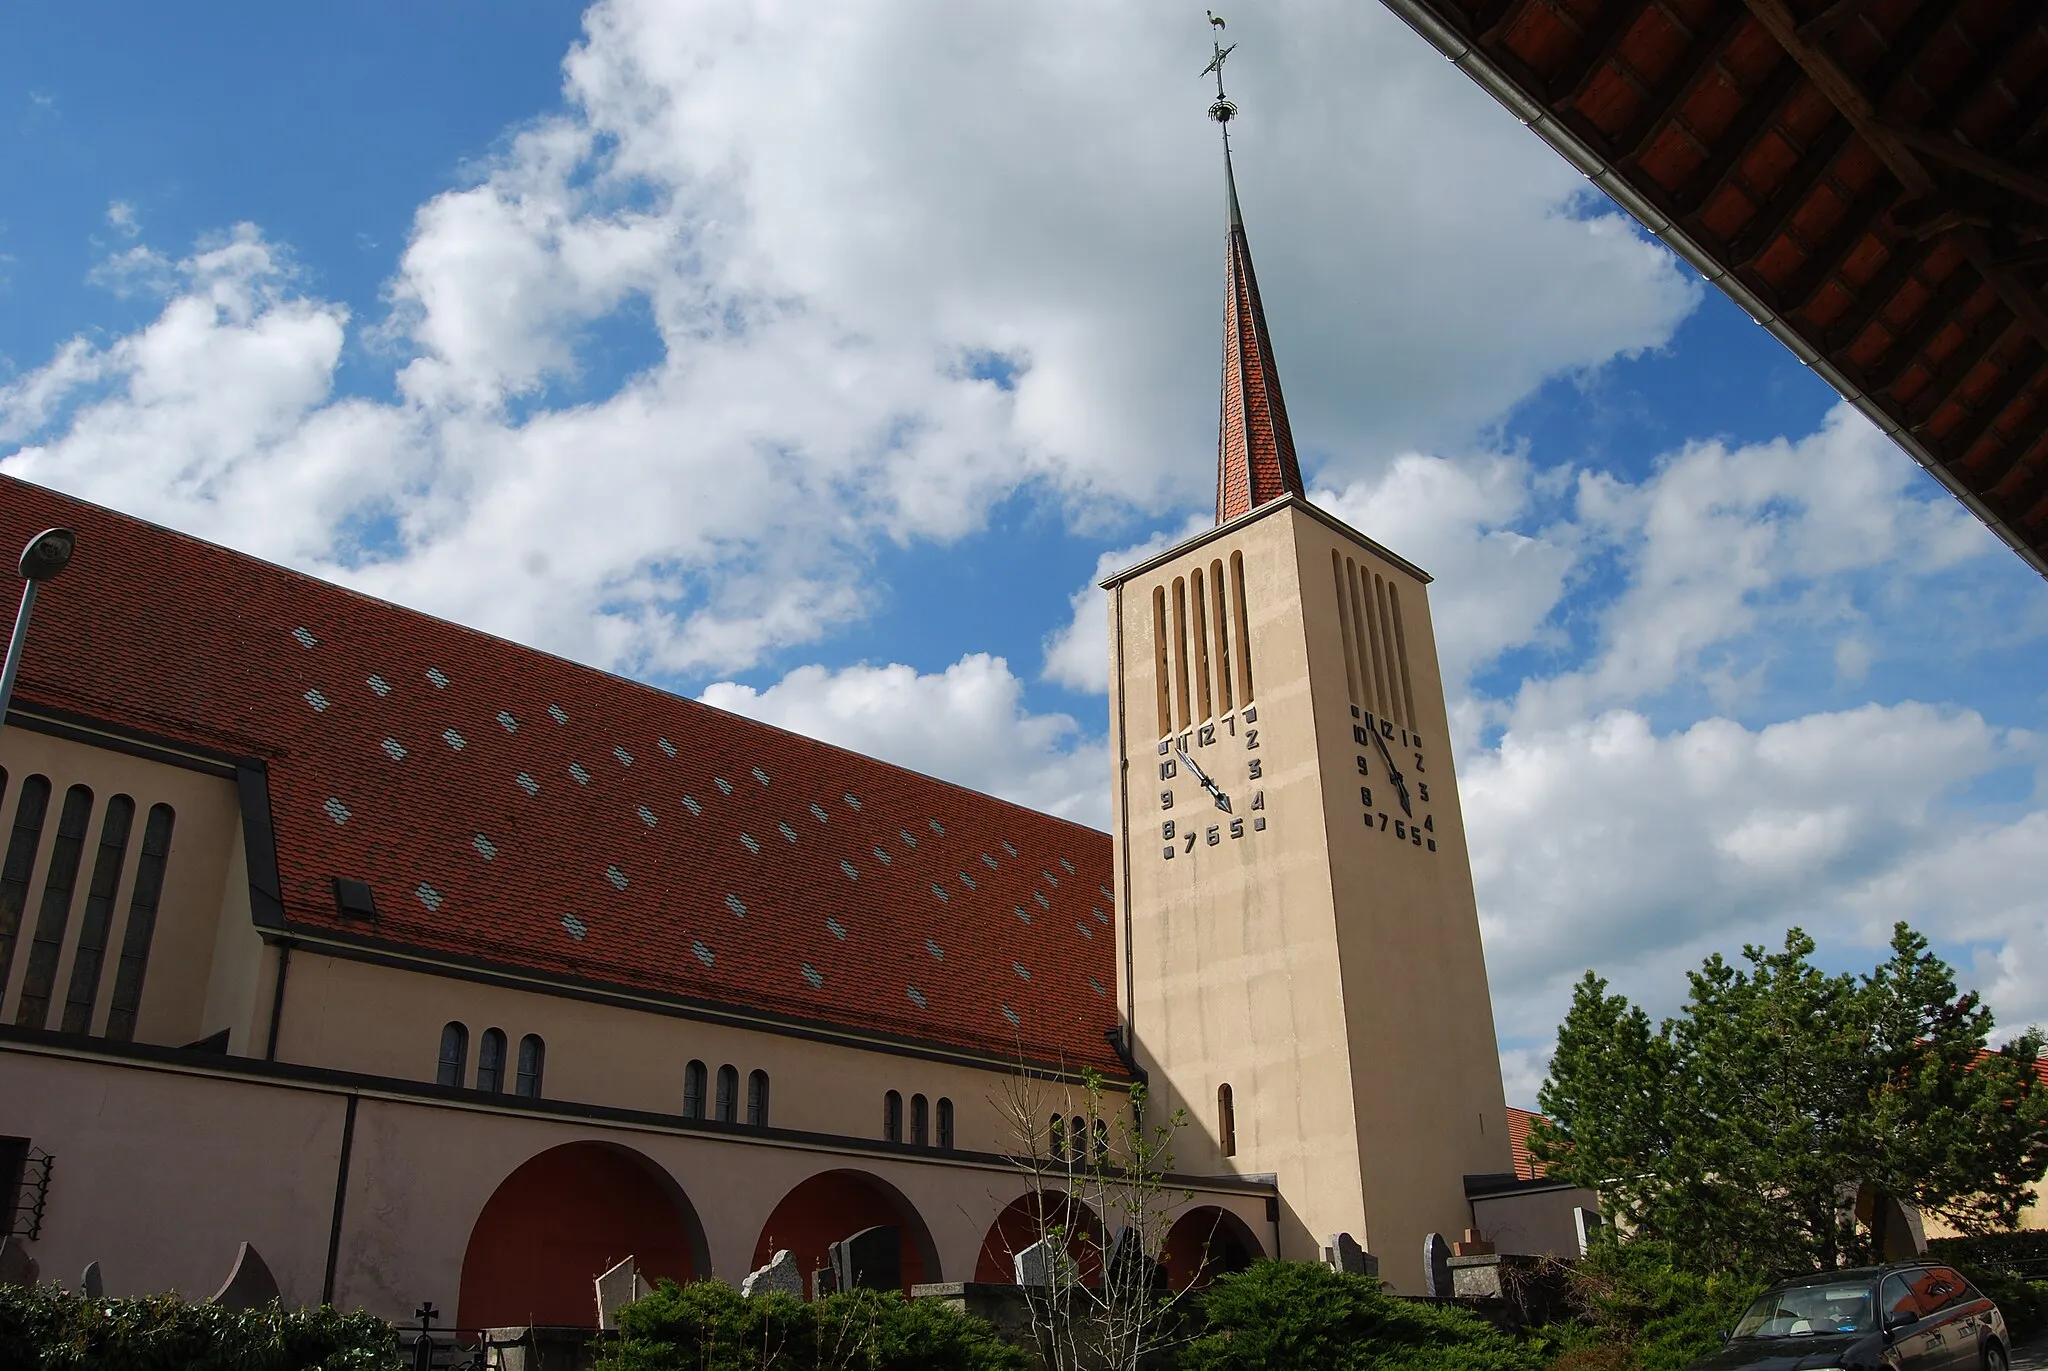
top-left (5, 0), bottom-right (2045, 1105)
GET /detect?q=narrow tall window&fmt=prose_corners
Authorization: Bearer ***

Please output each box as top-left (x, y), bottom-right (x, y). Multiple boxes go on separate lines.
top-left (62, 795), bottom-right (133, 1035)
top-left (1151, 586), bottom-right (1172, 737)
top-left (1093, 1118), bottom-right (1110, 1165)
top-left (1170, 577), bottom-right (1192, 730)
top-left (683, 1059), bottom-right (708, 1118)
top-left (911, 1093), bottom-right (929, 1146)
top-left (1373, 574), bottom-right (1403, 728)
top-left (1070, 1115), bottom-right (1086, 1164)
top-left (1218, 1083), bottom-right (1237, 1158)
top-left (436, 1022), bottom-right (469, 1087)
top-left (0, 775), bottom-right (52, 1001)
top-left (1048, 1114), bottom-right (1065, 1163)
top-left (16, 785), bottom-right (94, 1029)
top-left (515, 1034), bottom-right (545, 1098)
top-left (884, 1090), bottom-right (903, 1142)
top-left (104, 804), bottom-right (174, 1043)
top-left (1229, 551), bottom-right (1254, 702)
top-left (747, 1069), bottom-right (770, 1126)
top-left (476, 1028), bottom-right (507, 1092)
top-left (1354, 559), bottom-right (1386, 715)
top-left (715, 1064), bottom-right (738, 1122)
top-left (1389, 582), bottom-right (1419, 728)
top-left (936, 1097), bottom-right (955, 1150)
top-left (1191, 566), bottom-right (1213, 721)
top-left (1210, 558), bottom-right (1234, 712)
top-left (1332, 551), bottom-right (1359, 704)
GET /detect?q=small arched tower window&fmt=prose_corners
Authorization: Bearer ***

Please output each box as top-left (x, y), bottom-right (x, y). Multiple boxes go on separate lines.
top-left (436, 1022), bottom-right (469, 1088)
top-left (683, 1059), bottom-right (708, 1119)
top-left (747, 1069), bottom-right (770, 1126)
top-left (884, 1090), bottom-right (903, 1142)
top-left (936, 1097), bottom-right (955, 1150)
top-left (911, 1093), bottom-right (929, 1146)
top-left (1218, 1083), bottom-right (1237, 1158)
top-left (515, 1034), bottom-right (545, 1098)
top-left (1093, 1117), bottom-right (1109, 1165)
top-left (715, 1064), bottom-right (739, 1122)
top-left (1048, 1114), bottom-right (1065, 1163)
top-left (1071, 1115), bottom-right (1087, 1164)
top-left (477, 1028), bottom-right (507, 1093)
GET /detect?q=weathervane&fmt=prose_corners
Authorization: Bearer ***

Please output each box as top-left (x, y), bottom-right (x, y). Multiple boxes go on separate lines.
top-left (1203, 12), bottom-right (1237, 129)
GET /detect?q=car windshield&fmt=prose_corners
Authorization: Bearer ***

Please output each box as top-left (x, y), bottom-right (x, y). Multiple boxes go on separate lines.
top-left (1733, 1283), bottom-right (1875, 1338)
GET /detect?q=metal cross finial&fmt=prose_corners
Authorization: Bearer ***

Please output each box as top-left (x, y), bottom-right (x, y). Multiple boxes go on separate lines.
top-left (415, 1302), bottom-right (439, 1330)
top-left (1202, 13), bottom-right (1237, 125)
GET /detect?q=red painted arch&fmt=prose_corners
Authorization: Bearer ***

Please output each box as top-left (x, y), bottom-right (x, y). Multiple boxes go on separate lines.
top-left (1161, 1205), bottom-right (1261, 1291)
top-left (750, 1169), bottom-right (937, 1296)
top-left (973, 1191), bottom-right (1105, 1284)
top-left (458, 1142), bottom-right (702, 1329)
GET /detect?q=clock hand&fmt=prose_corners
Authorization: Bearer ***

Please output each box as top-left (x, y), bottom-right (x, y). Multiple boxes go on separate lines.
top-left (1176, 748), bottom-right (1233, 813)
top-left (1369, 727), bottom-right (1414, 818)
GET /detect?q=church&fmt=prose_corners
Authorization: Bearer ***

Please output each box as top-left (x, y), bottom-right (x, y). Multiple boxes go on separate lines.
top-left (0, 107), bottom-right (1582, 1330)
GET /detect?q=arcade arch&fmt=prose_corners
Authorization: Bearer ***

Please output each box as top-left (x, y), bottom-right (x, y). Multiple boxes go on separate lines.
top-left (974, 1191), bottom-right (1106, 1284)
top-left (1161, 1205), bottom-right (1262, 1291)
top-left (750, 1168), bottom-right (940, 1296)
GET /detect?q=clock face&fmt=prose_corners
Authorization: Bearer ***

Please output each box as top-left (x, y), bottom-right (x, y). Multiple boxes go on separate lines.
top-left (1153, 705), bottom-right (1267, 862)
top-left (1352, 708), bottom-right (1439, 854)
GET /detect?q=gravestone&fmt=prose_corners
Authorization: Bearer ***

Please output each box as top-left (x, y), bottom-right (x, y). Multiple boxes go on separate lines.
top-left (1012, 1237), bottom-right (1055, 1289)
top-left (830, 1225), bottom-right (900, 1293)
top-left (594, 1256), bottom-right (650, 1330)
top-left (0, 1237), bottom-right (38, 1288)
top-left (80, 1261), bottom-right (104, 1299)
top-left (1106, 1225), bottom-right (1160, 1290)
top-left (741, 1249), bottom-right (805, 1300)
top-left (208, 1243), bottom-right (280, 1310)
top-left (1326, 1232), bottom-right (1375, 1278)
top-left (1422, 1232), bottom-right (1453, 1299)
top-left (814, 1263), bottom-right (837, 1296)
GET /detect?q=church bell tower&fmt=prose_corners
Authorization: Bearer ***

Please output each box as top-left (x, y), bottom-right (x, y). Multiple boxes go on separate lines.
top-left (1104, 36), bottom-right (1513, 1291)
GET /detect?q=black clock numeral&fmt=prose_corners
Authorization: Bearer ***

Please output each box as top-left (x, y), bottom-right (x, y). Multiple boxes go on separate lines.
top-left (1411, 824), bottom-right (1423, 846)
top-left (1250, 790), bottom-right (1265, 811)
top-left (1413, 752), bottom-right (1425, 773)
top-left (1243, 706), bottom-right (1257, 723)
top-left (1353, 725), bottom-right (1369, 745)
top-left (1244, 729), bottom-right (1259, 750)
top-left (1206, 825), bottom-right (1220, 846)
top-left (1160, 760), bottom-right (1177, 780)
top-left (1184, 831), bottom-right (1197, 853)
top-left (1426, 838), bottom-right (1436, 851)
top-left (1377, 812), bottom-right (1389, 830)
top-left (1199, 723), bottom-right (1215, 746)
top-left (1247, 759), bottom-right (1262, 779)
top-left (1356, 755), bottom-right (1369, 777)
top-left (1229, 818), bottom-right (1244, 838)
top-left (1254, 816), bottom-right (1267, 830)
top-left (1163, 845), bottom-right (1175, 860)
top-left (1417, 783), bottom-right (1429, 803)
top-left (1226, 714), bottom-right (1237, 736)
top-left (1395, 820), bottom-right (1407, 840)
top-left (1382, 720), bottom-right (1395, 739)
top-left (1360, 786), bottom-right (1373, 807)
top-left (1423, 814), bottom-right (1434, 832)
top-left (1157, 739), bottom-right (1170, 755)
top-left (1162, 820), bottom-right (1175, 839)
top-left (1160, 790), bottom-right (1174, 810)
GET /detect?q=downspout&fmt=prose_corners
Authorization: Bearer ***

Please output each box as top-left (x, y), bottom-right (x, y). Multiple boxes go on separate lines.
top-left (1111, 582), bottom-right (1144, 1116)
top-left (321, 1093), bottom-right (358, 1306)
top-left (263, 939), bottom-right (292, 1062)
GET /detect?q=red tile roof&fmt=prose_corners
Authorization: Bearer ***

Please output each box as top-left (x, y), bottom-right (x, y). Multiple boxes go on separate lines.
top-left (1506, 1106), bottom-right (1546, 1180)
top-left (1215, 149), bottom-right (1306, 525)
top-left (0, 478), bottom-right (1123, 1075)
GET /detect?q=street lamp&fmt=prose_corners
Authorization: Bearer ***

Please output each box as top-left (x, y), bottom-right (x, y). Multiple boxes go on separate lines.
top-left (0, 528), bottom-right (78, 729)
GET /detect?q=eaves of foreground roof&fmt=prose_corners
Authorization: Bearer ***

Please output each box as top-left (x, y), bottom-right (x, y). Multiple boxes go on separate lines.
top-left (0, 478), bottom-right (1124, 1077)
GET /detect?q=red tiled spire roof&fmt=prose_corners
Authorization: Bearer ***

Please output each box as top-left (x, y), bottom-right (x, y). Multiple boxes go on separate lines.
top-left (1215, 146), bottom-right (1305, 525)
top-left (0, 478), bottom-right (1122, 1076)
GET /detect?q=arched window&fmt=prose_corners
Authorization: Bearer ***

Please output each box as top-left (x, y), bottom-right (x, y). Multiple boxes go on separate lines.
top-left (0, 775), bottom-right (54, 1008)
top-left (437, 1022), bottom-right (469, 1087)
top-left (477, 1028), bottom-right (508, 1092)
top-left (1093, 1117), bottom-right (1109, 1164)
top-left (105, 803), bottom-right (175, 1043)
top-left (715, 1064), bottom-right (738, 1122)
top-left (911, 1093), bottom-right (929, 1146)
top-left (1218, 1083), bottom-right (1236, 1158)
top-left (884, 1090), bottom-right (903, 1142)
top-left (747, 1069), bottom-right (770, 1126)
top-left (1071, 1115), bottom-right (1087, 1165)
top-left (936, 1097), bottom-right (955, 1150)
top-left (62, 795), bottom-right (134, 1035)
top-left (515, 1034), bottom-right (545, 1098)
top-left (16, 784), bottom-right (94, 1030)
top-left (1048, 1114), bottom-right (1065, 1163)
top-left (683, 1059), bottom-right (708, 1119)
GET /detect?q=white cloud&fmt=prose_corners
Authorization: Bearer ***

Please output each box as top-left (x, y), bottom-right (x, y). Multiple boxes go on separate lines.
top-left (702, 654), bottom-right (1106, 826)
top-left (105, 201), bottom-right (140, 238)
top-left (1041, 515), bottom-right (1209, 694)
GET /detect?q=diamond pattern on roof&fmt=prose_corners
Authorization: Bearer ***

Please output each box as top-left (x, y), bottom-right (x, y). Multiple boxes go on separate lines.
top-left (801, 963), bottom-right (823, 988)
top-left (444, 728), bottom-right (465, 750)
top-left (638, 806), bottom-right (659, 827)
top-left (926, 938), bottom-right (944, 960)
top-left (752, 767), bottom-right (771, 786)
top-left (726, 894), bottom-right (748, 918)
top-left (304, 689), bottom-right (329, 712)
top-left (569, 763), bottom-right (591, 784)
top-left (740, 833), bottom-right (761, 855)
top-left (605, 865), bottom-right (628, 890)
top-left (981, 853), bottom-right (998, 869)
top-left (473, 834), bottom-right (497, 860)
top-left (2, 479), bottom-right (1122, 1077)
top-left (426, 668), bottom-right (450, 688)
top-left (1001, 1004), bottom-right (1021, 1029)
top-left (658, 737), bottom-right (677, 758)
top-left (1013, 961), bottom-right (1030, 980)
top-left (292, 626), bottom-right (318, 649)
top-left (614, 745), bottom-right (633, 766)
top-left (960, 871), bottom-right (977, 890)
top-left (693, 940), bottom-right (715, 966)
top-left (323, 798), bottom-right (351, 825)
top-left (778, 822), bottom-right (799, 843)
top-left (1059, 857), bottom-right (1076, 875)
top-left (931, 884), bottom-right (949, 902)
top-left (907, 986), bottom-right (927, 1009)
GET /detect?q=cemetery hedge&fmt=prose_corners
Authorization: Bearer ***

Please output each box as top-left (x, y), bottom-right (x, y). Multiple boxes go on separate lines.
top-left (593, 1278), bottom-right (1028, 1371)
top-left (0, 1284), bottom-right (401, 1370)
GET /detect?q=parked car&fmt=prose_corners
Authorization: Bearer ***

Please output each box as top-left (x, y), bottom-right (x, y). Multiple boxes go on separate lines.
top-left (1692, 1262), bottom-right (2009, 1371)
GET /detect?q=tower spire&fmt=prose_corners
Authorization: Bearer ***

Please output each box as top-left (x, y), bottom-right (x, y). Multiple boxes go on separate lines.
top-left (1204, 16), bottom-right (1304, 525)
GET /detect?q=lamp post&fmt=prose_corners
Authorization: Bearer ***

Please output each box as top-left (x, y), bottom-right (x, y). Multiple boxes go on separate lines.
top-left (0, 528), bottom-right (78, 730)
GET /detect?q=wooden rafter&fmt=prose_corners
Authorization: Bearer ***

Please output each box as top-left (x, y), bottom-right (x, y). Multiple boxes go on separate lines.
top-left (1728, 123), bottom-right (1855, 263)
top-left (1676, 53), bottom-right (1804, 208)
top-left (1781, 179), bottom-right (1903, 313)
top-left (1797, 0), bottom-right (1881, 44)
top-left (1940, 343), bottom-right (2047, 465)
top-left (1883, 125), bottom-right (2048, 213)
top-left (1907, 314), bottom-right (2022, 426)
top-left (1824, 235), bottom-right (1938, 354)
top-left (1862, 264), bottom-right (1979, 388)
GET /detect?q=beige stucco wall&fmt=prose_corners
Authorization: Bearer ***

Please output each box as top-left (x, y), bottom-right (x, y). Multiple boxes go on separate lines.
top-left (0, 1042), bottom-right (1272, 1324)
top-left (1470, 1186), bottom-right (1601, 1258)
top-left (1108, 501), bottom-right (1512, 1291)
top-left (0, 724), bottom-right (245, 1047)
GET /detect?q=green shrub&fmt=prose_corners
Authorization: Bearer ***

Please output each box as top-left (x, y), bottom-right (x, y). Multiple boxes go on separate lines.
top-left (1534, 1239), bottom-right (1764, 1371)
top-left (1928, 1231), bottom-right (2048, 1277)
top-left (1177, 1259), bottom-right (1546, 1371)
top-left (0, 1284), bottom-right (400, 1370)
top-left (1948, 1264), bottom-right (2048, 1344)
top-left (593, 1278), bottom-right (1026, 1371)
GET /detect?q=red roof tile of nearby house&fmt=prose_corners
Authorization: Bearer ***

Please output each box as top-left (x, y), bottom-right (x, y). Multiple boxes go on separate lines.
top-left (1506, 1106), bottom-right (1547, 1180)
top-left (0, 477), bottom-right (1123, 1075)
